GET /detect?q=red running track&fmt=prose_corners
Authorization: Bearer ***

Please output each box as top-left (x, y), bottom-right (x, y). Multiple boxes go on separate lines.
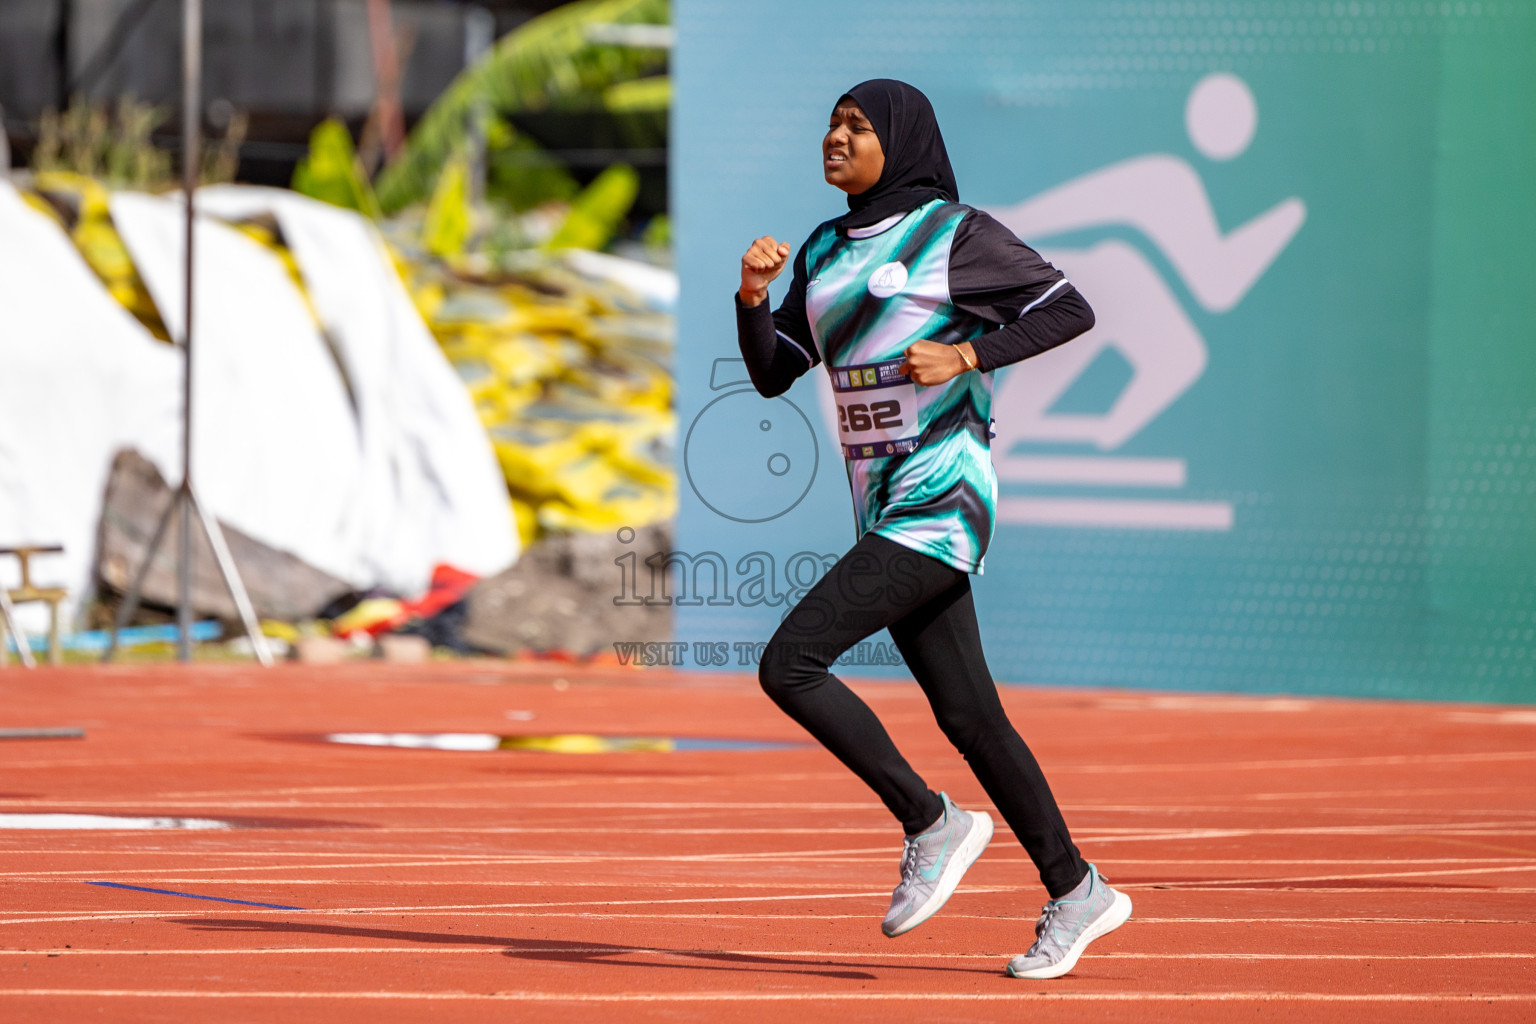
top-left (1, 662), bottom-right (1533, 1022)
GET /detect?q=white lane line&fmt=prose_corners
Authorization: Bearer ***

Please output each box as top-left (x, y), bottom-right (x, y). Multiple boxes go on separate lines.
top-left (27, 750), bottom-right (1523, 800)
top-left (23, 827), bottom-right (892, 836)
top-left (0, 948), bottom-right (1531, 961)
top-left (72, 880), bottom-right (903, 890)
top-left (0, 890), bottom-right (975, 926)
top-left (2, 989), bottom-right (1533, 1003)
top-left (1249, 786), bottom-right (1532, 801)
top-left (3, 822), bottom-right (1523, 835)
top-left (1056, 750), bottom-right (1536, 774)
top-left (0, 762), bottom-right (850, 780)
top-left (0, 851), bottom-right (618, 859)
top-left (5, 800), bottom-right (1531, 820)
top-left (148, 775), bottom-right (851, 800)
top-left (1102, 858), bottom-right (1536, 865)
top-left (15, 861), bottom-right (1536, 888)
top-left (1067, 803), bottom-right (1536, 818)
top-left (7, 854), bottom-right (1531, 880)
top-left (0, 848), bottom-right (900, 877)
top-left (4, 851), bottom-right (1528, 866)
top-left (1077, 821), bottom-right (1536, 834)
top-left (0, 801), bottom-right (897, 811)
top-left (1086, 823), bottom-right (1536, 843)
top-left (1118, 917), bottom-right (1536, 924)
top-left (1124, 885), bottom-right (1536, 893)
top-left (225, 823), bottom-right (1533, 838)
top-left (0, 801), bottom-right (888, 811)
top-left (5, 908), bottom-right (1533, 927)
top-left (8, 878), bottom-right (905, 888)
top-left (1124, 863), bottom-right (1536, 887)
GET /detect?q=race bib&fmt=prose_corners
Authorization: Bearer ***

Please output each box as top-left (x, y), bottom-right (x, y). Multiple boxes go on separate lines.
top-left (831, 358), bottom-right (922, 460)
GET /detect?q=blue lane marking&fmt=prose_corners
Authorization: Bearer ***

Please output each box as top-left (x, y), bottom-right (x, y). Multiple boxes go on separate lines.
top-left (86, 881), bottom-right (304, 910)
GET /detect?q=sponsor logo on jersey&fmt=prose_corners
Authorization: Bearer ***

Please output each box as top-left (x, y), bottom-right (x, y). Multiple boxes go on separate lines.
top-left (867, 261), bottom-right (908, 298)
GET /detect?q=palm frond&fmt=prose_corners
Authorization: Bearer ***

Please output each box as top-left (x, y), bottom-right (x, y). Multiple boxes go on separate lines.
top-left (291, 118), bottom-right (383, 219)
top-left (542, 163), bottom-right (639, 251)
top-left (375, 0), bottom-right (669, 214)
top-left (601, 75), bottom-right (670, 114)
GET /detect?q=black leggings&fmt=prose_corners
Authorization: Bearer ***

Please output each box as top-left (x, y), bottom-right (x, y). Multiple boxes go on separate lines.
top-left (758, 532), bottom-right (1088, 898)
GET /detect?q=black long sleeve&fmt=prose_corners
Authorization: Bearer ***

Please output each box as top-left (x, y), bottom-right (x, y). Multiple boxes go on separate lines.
top-left (970, 285), bottom-right (1095, 372)
top-left (734, 244), bottom-right (820, 398)
top-left (946, 209), bottom-right (1095, 373)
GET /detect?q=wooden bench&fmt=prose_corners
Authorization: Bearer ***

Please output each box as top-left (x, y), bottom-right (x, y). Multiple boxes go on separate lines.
top-left (0, 545), bottom-right (66, 667)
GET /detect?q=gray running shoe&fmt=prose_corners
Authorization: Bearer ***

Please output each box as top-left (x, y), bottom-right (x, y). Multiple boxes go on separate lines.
top-left (881, 792), bottom-right (994, 938)
top-left (1006, 863), bottom-right (1132, 979)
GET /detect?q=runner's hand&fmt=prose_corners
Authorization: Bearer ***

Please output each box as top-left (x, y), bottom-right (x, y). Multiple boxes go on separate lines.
top-left (739, 237), bottom-right (791, 307)
top-left (900, 340), bottom-right (976, 386)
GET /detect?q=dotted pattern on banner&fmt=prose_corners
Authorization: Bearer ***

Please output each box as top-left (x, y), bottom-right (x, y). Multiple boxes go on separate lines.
top-left (979, 413), bottom-right (1536, 703)
top-left (739, 2), bottom-right (1521, 105)
top-left (1423, 409), bottom-right (1536, 697)
top-left (982, 498), bottom-right (1432, 700)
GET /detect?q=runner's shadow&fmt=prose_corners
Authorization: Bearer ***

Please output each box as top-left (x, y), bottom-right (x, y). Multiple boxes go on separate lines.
top-left (175, 918), bottom-right (997, 981)
top-left (175, 918), bottom-right (882, 980)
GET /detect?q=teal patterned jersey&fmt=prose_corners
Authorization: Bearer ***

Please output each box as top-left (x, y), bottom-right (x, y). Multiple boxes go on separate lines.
top-left (801, 200), bottom-right (998, 573)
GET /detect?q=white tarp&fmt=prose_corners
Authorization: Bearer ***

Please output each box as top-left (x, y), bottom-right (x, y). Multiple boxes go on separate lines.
top-left (195, 187), bottom-right (517, 588)
top-left (0, 182), bottom-right (517, 633)
top-left (0, 181), bottom-right (181, 633)
top-left (109, 191), bottom-right (368, 585)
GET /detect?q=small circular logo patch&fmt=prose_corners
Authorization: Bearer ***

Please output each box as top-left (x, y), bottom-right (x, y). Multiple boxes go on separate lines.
top-left (867, 261), bottom-right (908, 299)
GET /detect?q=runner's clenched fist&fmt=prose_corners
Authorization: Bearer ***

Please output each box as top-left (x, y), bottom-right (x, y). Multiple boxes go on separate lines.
top-left (900, 339), bottom-right (979, 386)
top-left (739, 236), bottom-right (791, 307)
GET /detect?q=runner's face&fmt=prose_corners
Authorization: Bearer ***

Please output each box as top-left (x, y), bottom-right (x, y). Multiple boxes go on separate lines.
top-left (824, 102), bottom-right (885, 194)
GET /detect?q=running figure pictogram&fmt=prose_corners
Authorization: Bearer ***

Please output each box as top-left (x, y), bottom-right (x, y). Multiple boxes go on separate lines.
top-left (988, 72), bottom-right (1306, 454)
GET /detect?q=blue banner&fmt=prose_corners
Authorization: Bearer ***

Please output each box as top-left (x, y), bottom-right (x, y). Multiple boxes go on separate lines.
top-left (671, 1), bottom-right (1536, 703)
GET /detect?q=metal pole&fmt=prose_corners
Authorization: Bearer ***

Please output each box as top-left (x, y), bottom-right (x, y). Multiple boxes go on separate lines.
top-left (0, 584), bottom-right (37, 669)
top-left (177, 0), bottom-right (200, 663)
top-left (104, 0), bottom-right (272, 668)
top-left (464, 5), bottom-right (495, 207)
top-left (191, 486), bottom-right (274, 667)
top-left (101, 490), bottom-right (177, 663)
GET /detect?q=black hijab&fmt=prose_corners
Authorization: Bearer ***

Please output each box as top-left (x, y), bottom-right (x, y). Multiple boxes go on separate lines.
top-left (834, 79), bottom-right (959, 231)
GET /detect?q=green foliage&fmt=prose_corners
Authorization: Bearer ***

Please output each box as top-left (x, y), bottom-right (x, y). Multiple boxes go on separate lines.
top-left (600, 75), bottom-right (668, 150)
top-left (375, 0), bottom-right (669, 214)
top-left (202, 110), bottom-right (249, 186)
top-left (31, 95), bottom-right (247, 189)
top-left (543, 163), bottom-right (639, 252)
top-left (602, 75), bottom-right (670, 114)
top-left (641, 212), bottom-right (671, 250)
top-left (290, 119), bottom-right (382, 219)
top-left (423, 157), bottom-right (471, 258)
top-left (485, 117), bottom-right (580, 212)
top-left (31, 95), bottom-right (173, 189)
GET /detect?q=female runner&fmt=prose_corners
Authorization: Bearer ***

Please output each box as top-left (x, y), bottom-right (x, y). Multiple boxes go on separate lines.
top-left (733, 79), bottom-right (1131, 979)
